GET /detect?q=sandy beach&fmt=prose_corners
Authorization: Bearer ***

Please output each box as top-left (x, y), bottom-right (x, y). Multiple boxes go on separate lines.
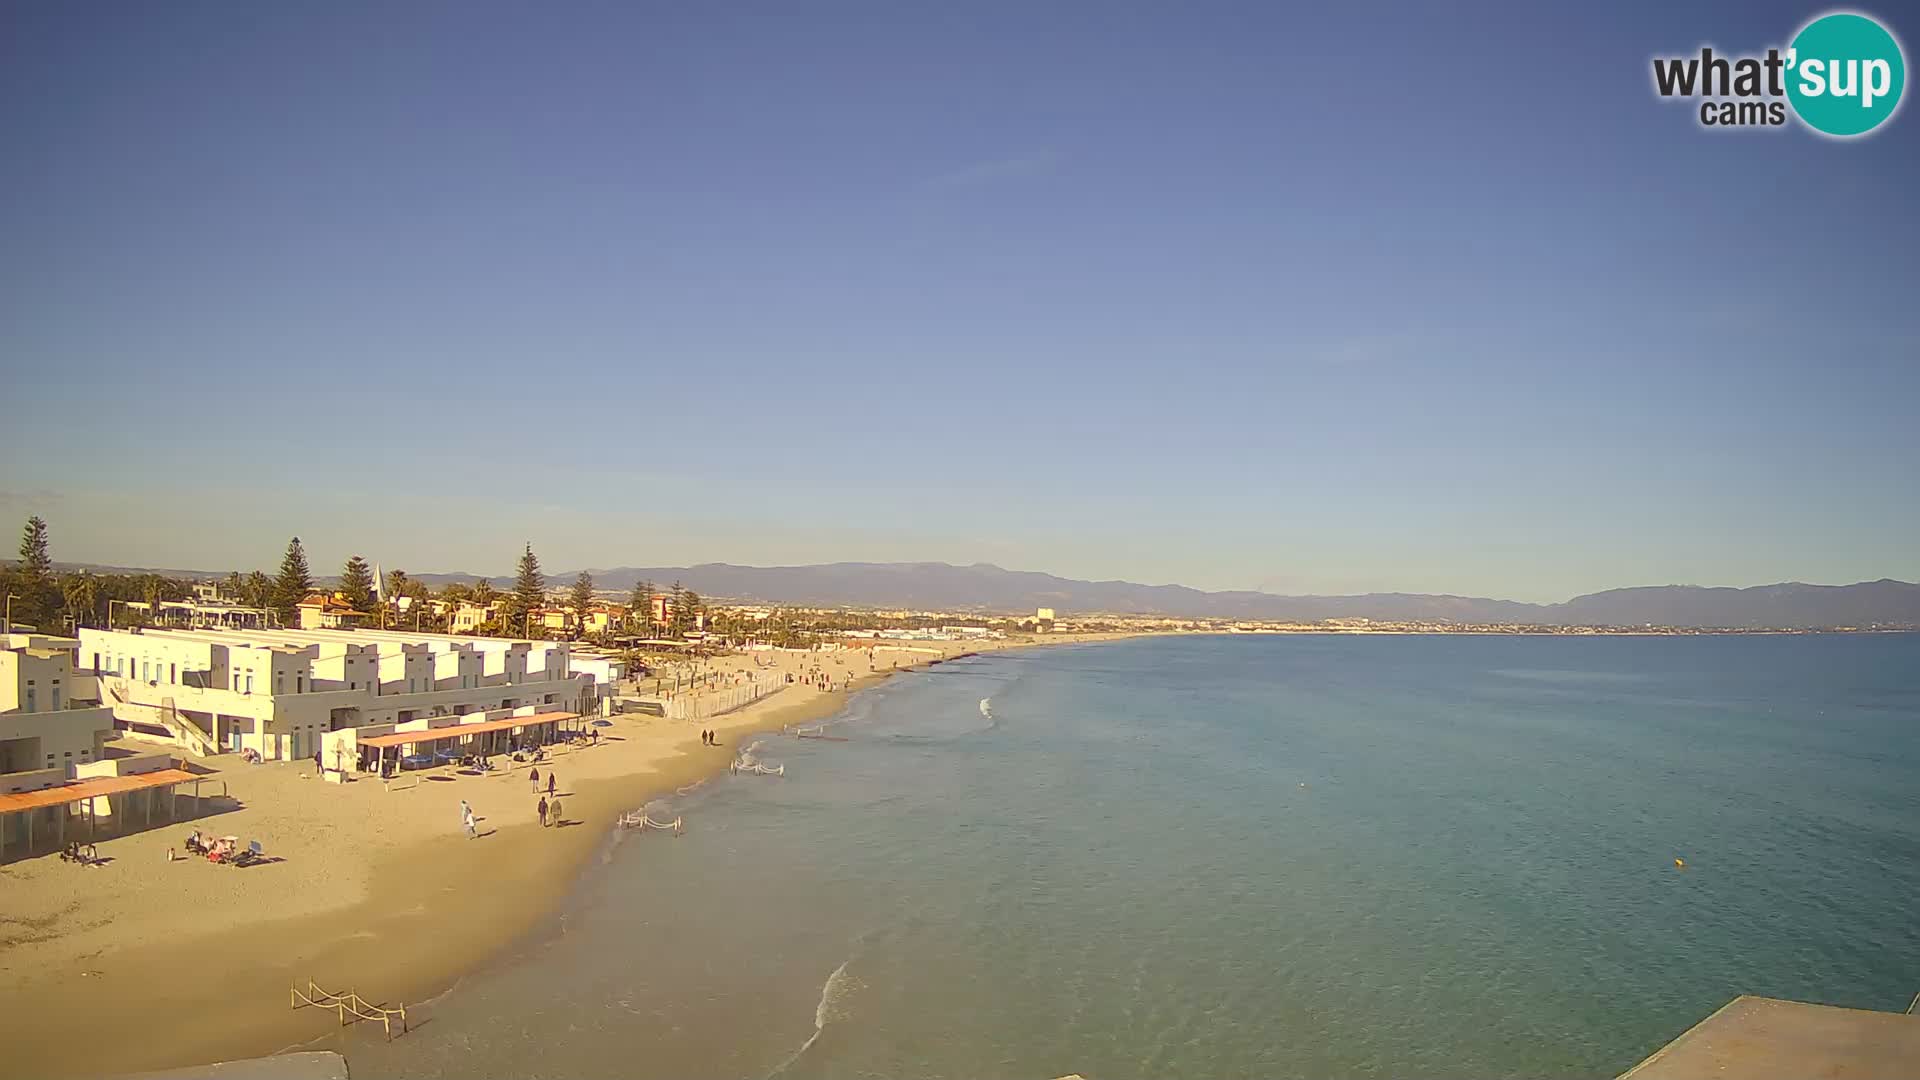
top-left (0, 633), bottom-right (1135, 1079)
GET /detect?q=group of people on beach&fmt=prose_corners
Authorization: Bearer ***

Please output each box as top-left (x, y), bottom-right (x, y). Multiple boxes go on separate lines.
top-left (529, 768), bottom-right (563, 826)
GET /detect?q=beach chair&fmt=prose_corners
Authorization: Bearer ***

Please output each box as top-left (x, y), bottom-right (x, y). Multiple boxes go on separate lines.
top-left (229, 840), bottom-right (266, 868)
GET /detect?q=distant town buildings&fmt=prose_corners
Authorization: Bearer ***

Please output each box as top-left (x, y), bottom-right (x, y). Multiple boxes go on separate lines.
top-left (296, 593), bottom-right (371, 630)
top-left (451, 602), bottom-right (501, 634)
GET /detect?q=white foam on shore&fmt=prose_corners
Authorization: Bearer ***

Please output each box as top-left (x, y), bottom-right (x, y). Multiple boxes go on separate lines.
top-left (765, 958), bottom-right (854, 1077)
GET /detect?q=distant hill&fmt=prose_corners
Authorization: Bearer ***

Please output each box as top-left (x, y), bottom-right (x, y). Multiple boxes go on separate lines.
top-left (409, 562), bottom-right (1919, 629)
top-left (44, 559), bottom-right (1920, 628)
top-left (1552, 579), bottom-right (1920, 629)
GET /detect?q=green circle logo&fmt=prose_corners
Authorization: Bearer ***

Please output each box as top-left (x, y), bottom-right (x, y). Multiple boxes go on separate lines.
top-left (1787, 12), bottom-right (1906, 136)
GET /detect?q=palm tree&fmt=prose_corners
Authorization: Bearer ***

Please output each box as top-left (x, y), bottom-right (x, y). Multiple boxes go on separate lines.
top-left (60, 572), bottom-right (99, 629)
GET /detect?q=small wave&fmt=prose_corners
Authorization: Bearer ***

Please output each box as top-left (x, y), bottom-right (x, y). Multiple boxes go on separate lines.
top-left (764, 958), bottom-right (856, 1077)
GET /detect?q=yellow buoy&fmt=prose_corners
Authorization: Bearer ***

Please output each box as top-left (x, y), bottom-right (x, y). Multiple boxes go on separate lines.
top-left (1674, 857), bottom-right (1686, 869)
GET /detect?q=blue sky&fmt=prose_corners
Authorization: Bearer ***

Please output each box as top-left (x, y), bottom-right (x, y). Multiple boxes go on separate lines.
top-left (2, 1), bottom-right (1915, 601)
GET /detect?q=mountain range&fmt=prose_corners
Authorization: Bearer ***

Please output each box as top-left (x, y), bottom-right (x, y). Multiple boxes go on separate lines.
top-left (411, 562), bottom-right (1918, 630)
top-left (37, 559), bottom-right (1920, 629)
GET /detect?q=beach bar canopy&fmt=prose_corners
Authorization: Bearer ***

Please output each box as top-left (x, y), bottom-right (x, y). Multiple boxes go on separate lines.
top-left (0, 767), bottom-right (210, 861)
top-left (355, 711), bottom-right (582, 753)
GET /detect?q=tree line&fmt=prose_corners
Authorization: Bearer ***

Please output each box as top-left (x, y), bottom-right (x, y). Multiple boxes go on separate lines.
top-left (0, 517), bottom-right (711, 643)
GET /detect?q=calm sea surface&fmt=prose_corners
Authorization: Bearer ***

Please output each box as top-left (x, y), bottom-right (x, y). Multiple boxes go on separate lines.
top-left (345, 634), bottom-right (1920, 1079)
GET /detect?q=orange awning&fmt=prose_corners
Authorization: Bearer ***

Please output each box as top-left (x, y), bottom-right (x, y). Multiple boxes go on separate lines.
top-left (356, 711), bottom-right (578, 750)
top-left (0, 768), bottom-right (206, 814)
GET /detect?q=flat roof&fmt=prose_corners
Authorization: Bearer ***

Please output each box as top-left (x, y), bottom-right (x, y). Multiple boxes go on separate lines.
top-left (1620, 995), bottom-right (1920, 1080)
top-left (0, 768), bottom-right (207, 814)
top-left (356, 711), bottom-right (578, 749)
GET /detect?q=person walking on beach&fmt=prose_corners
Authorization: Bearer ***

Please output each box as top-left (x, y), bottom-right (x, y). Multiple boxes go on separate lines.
top-left (529, 766), bottom-right (540, 793)
top-left (461, 800), bottom-right (476, 839)
top-left (548, 796), bottom-right (563, 827)
top-left (537, 795), bottom-right (549, 827)
top-left (547, 772), bottom-right (557, 797)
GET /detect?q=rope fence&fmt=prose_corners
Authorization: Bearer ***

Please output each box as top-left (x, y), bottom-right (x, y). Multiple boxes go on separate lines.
top-left (291, 979), bottom-right (409, 1040)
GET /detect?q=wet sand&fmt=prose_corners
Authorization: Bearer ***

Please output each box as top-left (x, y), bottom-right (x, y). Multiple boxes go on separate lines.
top-left (0, 633), bottom-right (1136, 1078)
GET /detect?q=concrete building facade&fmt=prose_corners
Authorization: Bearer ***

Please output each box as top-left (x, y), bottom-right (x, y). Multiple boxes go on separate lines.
top-left (74, 625), bottom-right (609, 763)
top-left (1, 635), bottom-right (117, 792)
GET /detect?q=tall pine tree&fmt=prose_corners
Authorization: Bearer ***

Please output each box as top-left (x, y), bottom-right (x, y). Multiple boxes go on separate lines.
top-left (629, 579), bottom-right (656, 629)
top-left (509, 543), bottom-right (546, 633)
top-left (568, 570), bottom-right (595, 626)
top-left (340, 555), bottom-right (376, 613)
top-left (14, 516), bottom-right (55, 627)
top-left (668, 581), bottom-right (689, 637)
top-left (272, 537), bottom-right (314, 625)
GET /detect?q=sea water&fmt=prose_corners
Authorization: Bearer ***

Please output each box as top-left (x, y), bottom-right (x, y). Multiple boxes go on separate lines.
top-left (346, 633), bottom-right (1920, 1079)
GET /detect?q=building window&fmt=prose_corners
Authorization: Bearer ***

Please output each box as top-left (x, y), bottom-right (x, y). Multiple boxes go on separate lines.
top-left (52, 688), bottom-right (61, 709)
top-left (246, 674), bottom-right (255, 693)
top-left (25, 689), bottom-right (36, 712)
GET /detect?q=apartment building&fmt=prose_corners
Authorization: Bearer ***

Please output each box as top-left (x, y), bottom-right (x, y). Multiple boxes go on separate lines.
top-left (76, 624), bottom-right (606, 763)
top-left (451, 602), bottom-right (501, 633)
top-left (1, 634), bottom-right (117, 793)
top-left (297, 593), bottom-right (370, 630)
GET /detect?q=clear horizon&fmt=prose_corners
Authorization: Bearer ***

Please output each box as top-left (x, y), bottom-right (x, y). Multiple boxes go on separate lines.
top-left (19, 546), bottom-right (1916, 606)
top-left (4, 1), bottom-right (1916, 604)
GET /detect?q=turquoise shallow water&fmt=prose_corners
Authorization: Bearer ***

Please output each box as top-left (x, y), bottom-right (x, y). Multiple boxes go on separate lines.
top-left (348, 634), bottom-right (1920, 1079)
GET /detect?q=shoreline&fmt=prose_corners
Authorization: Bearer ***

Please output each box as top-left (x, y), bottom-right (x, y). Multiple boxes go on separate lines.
top-left (0, 633), bottom-right (1141, 1079)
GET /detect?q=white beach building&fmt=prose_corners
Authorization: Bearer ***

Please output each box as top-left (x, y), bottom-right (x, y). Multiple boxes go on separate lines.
top-left (74, 625), bottom-right (612, 762)
top-left (1, 634), bottom-right (118, 792)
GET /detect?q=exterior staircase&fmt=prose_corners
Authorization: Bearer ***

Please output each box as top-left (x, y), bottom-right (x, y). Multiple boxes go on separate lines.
top-left (106, 681), bottom-right (219, 757)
